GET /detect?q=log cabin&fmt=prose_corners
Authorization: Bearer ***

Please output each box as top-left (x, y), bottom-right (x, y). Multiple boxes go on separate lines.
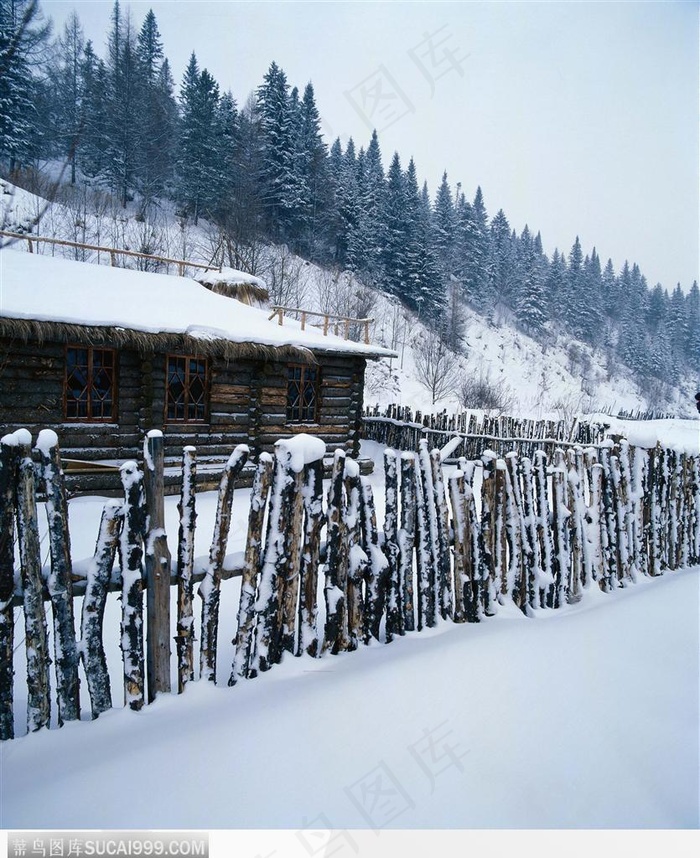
top-left (0, 249), bottom-right (395, 492)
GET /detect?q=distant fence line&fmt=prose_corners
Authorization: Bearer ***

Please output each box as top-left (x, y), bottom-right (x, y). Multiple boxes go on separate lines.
top-left (1, 425), bottom-right (698, 740)
top-left (615, 409), bottom-right (677, 421)
top-left (0, 230), bottom-right (217, 278)
top-left (363, 404), bottom-right (608, 460)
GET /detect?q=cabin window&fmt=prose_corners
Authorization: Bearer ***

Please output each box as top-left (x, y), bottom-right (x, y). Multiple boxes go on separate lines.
top-left (166, 355), bottom-right (208, 422)
top-left (65, 346), bottom-right (116, 421)
top-left (287, 364), bottom-right (319, 423)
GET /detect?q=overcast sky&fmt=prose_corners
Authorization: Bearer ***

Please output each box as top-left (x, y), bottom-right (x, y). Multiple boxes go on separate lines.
top-left (43, 0), bottom-right (698, 293)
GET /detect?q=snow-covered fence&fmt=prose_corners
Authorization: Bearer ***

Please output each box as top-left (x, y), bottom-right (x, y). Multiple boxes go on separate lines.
top-left (0, 425), bottom-right (698, 741)
top-left (363, 404), bottom-right (607, 460)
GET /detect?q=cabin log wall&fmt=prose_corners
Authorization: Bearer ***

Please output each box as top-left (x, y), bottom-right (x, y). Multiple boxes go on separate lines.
top-left (0, 338), bottom-right (367, 489)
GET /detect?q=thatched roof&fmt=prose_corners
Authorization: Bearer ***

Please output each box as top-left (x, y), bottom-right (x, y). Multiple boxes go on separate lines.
top-left (0, 250), bottom-right (397, 360)
top-left (196, 268), bottom-right (270, 306)
top-left (0, 316), bottom-right (314, 362)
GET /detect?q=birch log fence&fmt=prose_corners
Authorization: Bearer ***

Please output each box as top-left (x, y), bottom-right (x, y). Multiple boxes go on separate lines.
top-left (0, 423), bottom-right (698, 741)
top-left (362, 404), bottom-right (608, 459)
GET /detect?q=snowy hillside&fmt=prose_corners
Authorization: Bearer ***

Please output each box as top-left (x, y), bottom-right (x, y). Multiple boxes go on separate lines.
top-left (1, 176), bottom-right (696, 419)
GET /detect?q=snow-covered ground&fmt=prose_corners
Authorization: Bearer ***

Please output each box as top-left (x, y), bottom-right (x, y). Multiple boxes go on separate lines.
top-left (2, 566), bottom-right (697, 829)
top-left (1, 433), bottom-right (698, 830)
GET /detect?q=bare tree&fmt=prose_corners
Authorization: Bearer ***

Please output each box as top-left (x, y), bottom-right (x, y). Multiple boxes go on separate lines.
top-left (414, 329), bottom-right (460, 405)
top-left (265, 244), bottom-right (309, 308)
top-left (457, 368), bottom-right (514, 413)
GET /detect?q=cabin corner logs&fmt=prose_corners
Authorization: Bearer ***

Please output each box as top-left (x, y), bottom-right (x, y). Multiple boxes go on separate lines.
top-left (0, 420), bottom-right (699, 740)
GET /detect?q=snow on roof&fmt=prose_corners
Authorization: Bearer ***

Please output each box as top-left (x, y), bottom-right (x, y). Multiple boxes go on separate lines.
top-left (0, 249), bottom-right (395, 359)
top-left (195, 266), bottom-right (267, 289)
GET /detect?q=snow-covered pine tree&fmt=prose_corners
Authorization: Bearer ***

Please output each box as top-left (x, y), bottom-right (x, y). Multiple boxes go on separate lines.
top-left (347, 129), bottom-right (386, 284)
top-left (432, 171), bottom-right (456, 281)
top-left (381, 151), bottom-right (409, 301)
top-left (489, 209), bottom-right (517, 314)
top-left (297, 81), bottom-right (328, 258)
top-left (78, 40), bottom-right (109, 179)
top-left (104, 0), bottom-right (141, 207)
top-left (47, 12), bottom-right (85, 184)
top-left (256, 61), bottom-right (307, 241)
top-left (516, 225), bottom-right (547, 335)
top-left (685, 281), bottom-right (700, 366)
top-left (176, 53), bottom-right (222, 224)
top-left (134, 9), bottom-right (177, 205)
top-left (0, 0), bottom-right (50, 171)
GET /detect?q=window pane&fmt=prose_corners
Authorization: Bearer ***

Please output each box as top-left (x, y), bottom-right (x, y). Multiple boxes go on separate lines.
top-left (167, 355), bottom-right (207, 422)
top-left (66, 347), bottom-right (113, 421)
top-left (287, 364), bottom-right (318, 423)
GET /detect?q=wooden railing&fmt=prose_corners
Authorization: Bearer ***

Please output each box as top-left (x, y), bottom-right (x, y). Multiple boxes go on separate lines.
top-left (0, 230), bottom-right (219, 277)
top-left (268, 305), bottom-right (373, 344)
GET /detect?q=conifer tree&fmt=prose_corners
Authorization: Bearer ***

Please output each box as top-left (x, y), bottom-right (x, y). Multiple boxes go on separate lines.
top-left (432, 171), bottom-right (456, 280)
top-left (134, 9), bottom-right (176, 204)
top-left (0, 0), bottom-right (50, 170)
top-left (176, 53), bottom-right (222, 224)
top-left (381, 151), bottom-right (408, 302)
top-left (49, 11), bottom-right (84, 183)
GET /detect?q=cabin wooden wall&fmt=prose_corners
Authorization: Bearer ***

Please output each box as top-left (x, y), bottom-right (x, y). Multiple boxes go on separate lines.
top-left (0, 337), bottom-right (367, 468)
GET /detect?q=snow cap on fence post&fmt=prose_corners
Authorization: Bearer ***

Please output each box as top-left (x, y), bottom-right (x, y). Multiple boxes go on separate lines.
top-left (274, 434), bottom-right (326, 471)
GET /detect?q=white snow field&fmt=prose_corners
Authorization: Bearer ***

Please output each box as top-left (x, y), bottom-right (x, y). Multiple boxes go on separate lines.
top-left (1, 432), bottom-right (698, 830)
top-left (0, 567), bottom-right (697, 830)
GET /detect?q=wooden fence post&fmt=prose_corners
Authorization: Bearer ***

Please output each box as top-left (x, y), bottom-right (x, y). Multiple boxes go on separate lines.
top-left (176, 446), bottom-right (197, 693)
top-left (0, 435), bottom-right (18, 739)
top-left (550, 451), bottom-right (570, 609)
top-left (143, 431), bottom-right (172, 702)
top-left (35, 430), bottom-right (80, 724)
top-left (278, 446), bottom-right (306, 657)
top-left (430, 448), bottom-right (453, 621)
top-left (587, 460), bottom-right (605, 588)
top-left (398, 453), bottom-right (417, 631)
top-left (230, 454), bottom-right (273, 684)
top-left (690, 455), bottom-right (700, 567)
top-left (597, 444), bottom-right (619, 590)
top-left (360, 475), bottom-right (388, 643)
top-left (565, 448), bottom-right (586, 602)
top-left (344, 459), bottom-right (368, 649)
top-left (298, 457), bottom-right (324, 657)
top-left (503, 452), bottom-right (528, 611)
top-left (448, 471), bottom-right (468, 623)
top-left (533, 450), bottom-right (554, 607)
top-left (383, 450), bottom-right (402, 641)
top-left (15, 431), bottom-right (51, 731)
top-left (81, 500), bottom-right (123, 718)
top-left (199, 445), bottom-right (249, 682)
top-left (415, 444), bottom-right (436, 631)
top-left (119, 460), bottom-right (147, 710)
top-left (481, 451), bottom-right (505, 614)
top-left (323, 449), bottom-right (349, 653)
top-left (519, 456), bottom-right (541, 611)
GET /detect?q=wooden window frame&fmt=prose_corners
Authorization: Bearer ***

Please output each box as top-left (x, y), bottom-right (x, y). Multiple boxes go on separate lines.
top-left (64, 345), bottom-right (117, 423)
top-left (165, 354), bottom-right (210, 424)
top-left (286, 363), bottom-right (321, 424)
